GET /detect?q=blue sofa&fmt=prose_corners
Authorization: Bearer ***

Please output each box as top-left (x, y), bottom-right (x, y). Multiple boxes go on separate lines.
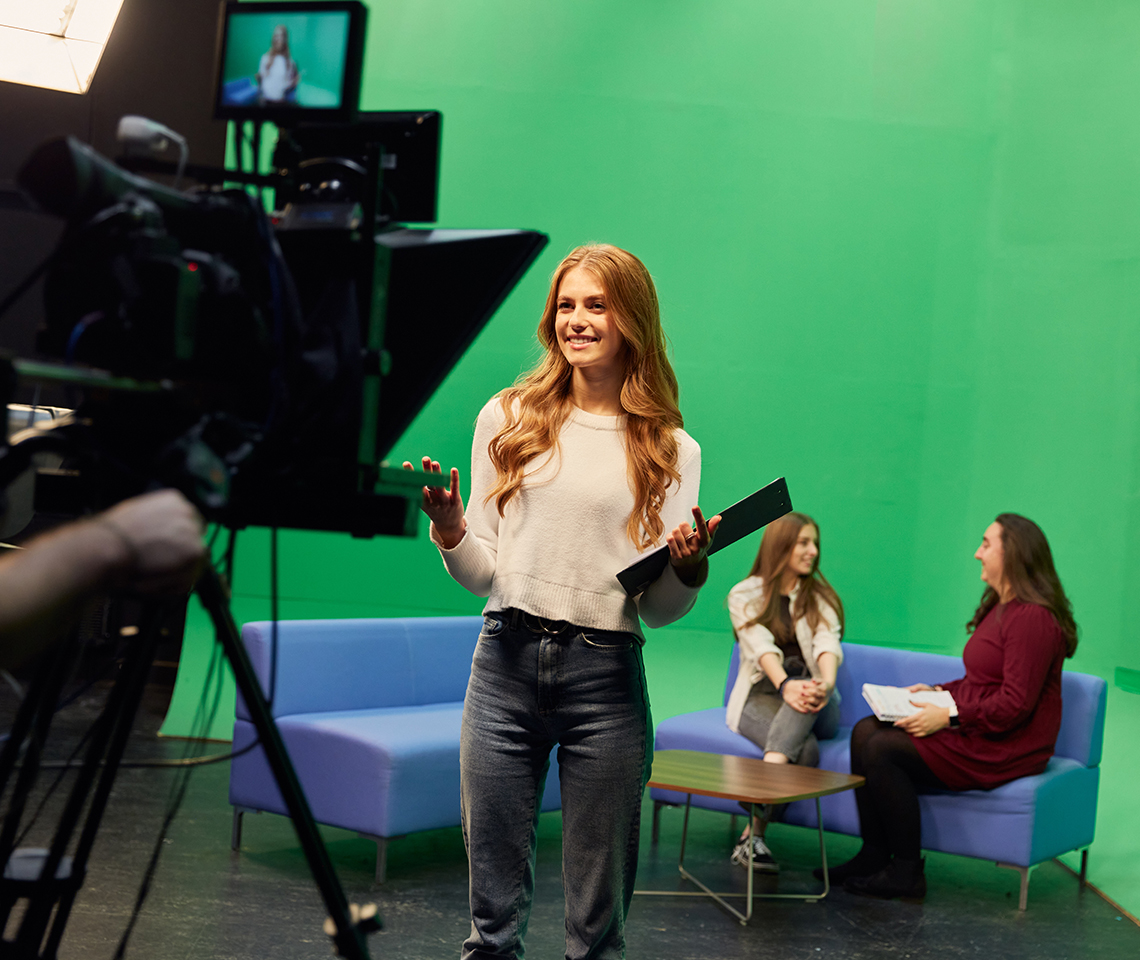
top-left (651, 641), bottom-right (1107, 909)
top-left (228, 616), bottom-right (561, 882)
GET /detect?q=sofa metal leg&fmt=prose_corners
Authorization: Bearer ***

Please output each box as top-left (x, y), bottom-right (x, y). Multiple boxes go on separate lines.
top-left (375, 838), bottom-right (388, 885)
top-left (996, 862), bottom-right (1033, 911)
top-left (1079, 849), bottom-right (1089, 888)
top-left (358, 834), bottom-right (390, 884)
top-left (231, 807), bottom-right (244, 851)
top-left (652, 801), bottom-right (662, 845)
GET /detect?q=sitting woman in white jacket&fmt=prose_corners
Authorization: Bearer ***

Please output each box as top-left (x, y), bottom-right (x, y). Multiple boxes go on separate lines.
top-left (724, 511), bottom-right (844, 872)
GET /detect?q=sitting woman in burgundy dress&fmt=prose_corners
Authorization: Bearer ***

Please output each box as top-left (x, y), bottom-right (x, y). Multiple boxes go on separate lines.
top-left (829, 513), bottom-right (1078, 901)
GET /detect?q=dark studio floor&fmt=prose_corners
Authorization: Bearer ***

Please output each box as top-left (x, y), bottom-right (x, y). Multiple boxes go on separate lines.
top-left (1, 678), bottom-right (1137, 960)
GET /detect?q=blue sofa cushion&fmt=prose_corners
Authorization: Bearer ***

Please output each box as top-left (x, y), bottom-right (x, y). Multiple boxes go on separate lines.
top-left (237, 616), bottom-right (484, 720)
top-left (654, 707), bottom-right (763, 758)
top-left (230, 707), bottom-right (562, 839)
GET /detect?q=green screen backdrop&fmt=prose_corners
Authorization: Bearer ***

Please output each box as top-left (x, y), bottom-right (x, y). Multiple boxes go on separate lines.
top-left (165, 0), bottom-right (1140, 918)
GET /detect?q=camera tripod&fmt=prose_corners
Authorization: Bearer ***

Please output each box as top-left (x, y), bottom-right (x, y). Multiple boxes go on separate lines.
top-left (0, 563), bottom-right (378, 959)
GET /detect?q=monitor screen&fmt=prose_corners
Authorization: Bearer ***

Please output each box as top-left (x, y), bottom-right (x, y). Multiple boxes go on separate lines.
top-left (214, 1), bottom-right (366, 121)
top-left (284, 112), bottom-right (443, 222)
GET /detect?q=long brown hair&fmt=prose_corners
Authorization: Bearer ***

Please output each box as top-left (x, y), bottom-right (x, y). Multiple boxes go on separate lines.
top-left (486, 244), bottom-right (683, 548)
top-left (266, 25), bottom-right (293, 61)
top-left (740, 512), bottom-right (845, 642)
top-left (966, 513), bottom-right (1078, 657)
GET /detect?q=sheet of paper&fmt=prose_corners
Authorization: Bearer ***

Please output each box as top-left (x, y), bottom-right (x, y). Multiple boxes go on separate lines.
top-left (861, 683), bottom-right (956, 722)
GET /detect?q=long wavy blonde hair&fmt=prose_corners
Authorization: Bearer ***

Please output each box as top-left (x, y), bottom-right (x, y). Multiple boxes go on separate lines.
top-left (486, 244), bottom-right (684, 549)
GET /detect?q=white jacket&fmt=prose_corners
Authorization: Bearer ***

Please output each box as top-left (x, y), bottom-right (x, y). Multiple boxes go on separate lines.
top-left (724, 575), bottom-right (843, 733)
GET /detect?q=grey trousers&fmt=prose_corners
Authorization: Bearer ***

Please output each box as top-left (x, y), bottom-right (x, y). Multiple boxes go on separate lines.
top-left (737, 678), bottom-right (840, 768)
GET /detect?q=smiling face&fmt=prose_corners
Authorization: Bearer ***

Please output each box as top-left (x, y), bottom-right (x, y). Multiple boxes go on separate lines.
top-left (975, 521), bottom-right (1007, 597)
top-left (787, 524), bottom-right (819, 578)
top-left (554, 266), bottom-right (625, 380)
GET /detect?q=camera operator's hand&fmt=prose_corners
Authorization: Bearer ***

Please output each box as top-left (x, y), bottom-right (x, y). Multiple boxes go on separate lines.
top-left (402, 457), bottom-right (467, 549)
top-left (99, 490), bottom-right (206, 595)
top-left (0, 489), bottom-right (205, 670)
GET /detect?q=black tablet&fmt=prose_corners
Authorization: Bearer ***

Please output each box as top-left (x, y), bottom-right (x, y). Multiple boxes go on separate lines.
top-left (615, 477), bottom-right (792, 596)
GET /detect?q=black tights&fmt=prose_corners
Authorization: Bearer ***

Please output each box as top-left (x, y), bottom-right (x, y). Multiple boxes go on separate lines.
top-left (850, 716), bottom-right (948, 861)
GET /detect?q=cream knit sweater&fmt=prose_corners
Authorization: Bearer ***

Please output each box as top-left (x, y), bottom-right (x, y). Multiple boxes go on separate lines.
top-left (432, 397), bottom-right (704, 636)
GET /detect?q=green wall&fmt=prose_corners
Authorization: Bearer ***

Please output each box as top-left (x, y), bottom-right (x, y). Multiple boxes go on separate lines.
top-left (167, 0), bottom-right (1140, 917)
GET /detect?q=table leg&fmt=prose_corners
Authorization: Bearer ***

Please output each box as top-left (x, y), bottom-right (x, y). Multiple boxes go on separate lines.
top-left (743, 802), bottom-right (755, 921)
top-left (672, 794), bottom-right (754, 925)
top-left (678, 794), bottom-right (692, 866)
top-left (814, 796), bottom-right (830, 899)
top-left (636, 794), bottom-right (835, 923)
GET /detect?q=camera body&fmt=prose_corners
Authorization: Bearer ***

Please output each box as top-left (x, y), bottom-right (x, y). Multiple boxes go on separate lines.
top-left (8, 133), bottom-right (547, 535)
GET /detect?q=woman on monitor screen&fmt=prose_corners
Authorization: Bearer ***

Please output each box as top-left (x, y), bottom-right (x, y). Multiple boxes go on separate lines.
top-left (405, 244), bottom-right (719, 960)
top-left (724, 512), bottom-right (844, 873)
top-left (257, 25), bottom-right (300, 104)
top-left (832, 513), bottom-right (1077, 901)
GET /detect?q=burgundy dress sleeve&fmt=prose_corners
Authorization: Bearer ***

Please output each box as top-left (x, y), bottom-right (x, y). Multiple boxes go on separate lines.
top-left (951, 606), bottom-right (1060, 733)
top-left (940, 676), bottom-right (964, 697)
top-left (913, 601), bottom-right (1066, 791)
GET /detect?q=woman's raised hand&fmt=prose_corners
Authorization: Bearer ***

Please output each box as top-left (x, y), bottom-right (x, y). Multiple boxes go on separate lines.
top-left (665, 507), bottom-right (722, 586)
top-left (402, 456), bottom-right (467, 549)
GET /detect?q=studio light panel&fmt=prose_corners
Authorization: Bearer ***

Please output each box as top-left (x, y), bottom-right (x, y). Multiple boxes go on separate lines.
top-left (0, 0), bottom-right (126, 94)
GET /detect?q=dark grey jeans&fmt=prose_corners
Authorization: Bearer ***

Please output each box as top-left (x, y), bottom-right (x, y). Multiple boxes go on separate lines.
top-left (737, 678), bottom-right (841, 768)
top-left (459, 612), bottom-right (652, 960)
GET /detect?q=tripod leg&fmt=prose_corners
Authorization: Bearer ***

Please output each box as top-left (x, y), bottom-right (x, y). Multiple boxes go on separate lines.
top-left (0, 635), bottom-right (81, 854)
top-left (0, 634), bottom-right (75, 794)
top-left (0, 631), bottom-right (82, 927)
top-left (21, 605), bottom-right (167, 957)
top-left (196, 566), bottom-right (372, 960)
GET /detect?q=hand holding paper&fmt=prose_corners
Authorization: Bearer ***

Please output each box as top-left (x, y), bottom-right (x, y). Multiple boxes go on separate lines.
top-left (894, 701), bottom-right (952, 737)
top-left (862, 683), bottom-right (956, 726)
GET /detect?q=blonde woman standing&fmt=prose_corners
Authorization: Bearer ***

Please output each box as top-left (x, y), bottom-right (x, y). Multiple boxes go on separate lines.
top-left (257, 25), bottom-right (299, 103)
top-left (406, 244), bottom-right (718, 960)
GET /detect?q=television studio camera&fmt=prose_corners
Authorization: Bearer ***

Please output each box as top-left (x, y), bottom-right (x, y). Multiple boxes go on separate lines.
top-left (0, 2), bottom-right (547, 957)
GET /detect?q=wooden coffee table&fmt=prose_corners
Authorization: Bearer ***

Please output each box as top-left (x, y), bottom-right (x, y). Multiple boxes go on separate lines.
top-left (637, 750), bottom-right (864, 924)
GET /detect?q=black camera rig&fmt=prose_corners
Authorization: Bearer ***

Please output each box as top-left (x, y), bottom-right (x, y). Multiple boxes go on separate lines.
top-left (0, 123), bottom-right (546, 959)
top-left (4, 129), bottom-right (546, 534)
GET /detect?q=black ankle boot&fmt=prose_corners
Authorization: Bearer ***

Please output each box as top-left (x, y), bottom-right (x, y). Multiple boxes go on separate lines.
top-left (844, 857), bottom-right (926, 902)
top-left (813, 844), bottom-right (890, 883)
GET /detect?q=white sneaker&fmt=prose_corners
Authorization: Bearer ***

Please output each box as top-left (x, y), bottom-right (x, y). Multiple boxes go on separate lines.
top-left (731, 836), bottom-right (779, 873)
